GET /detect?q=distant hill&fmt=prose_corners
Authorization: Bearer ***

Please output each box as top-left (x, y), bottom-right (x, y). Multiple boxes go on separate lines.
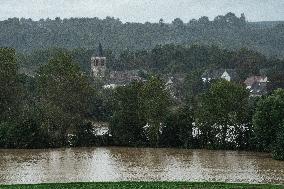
top-left (249, 21), bottom-right (284, 29)
top-left (0, 13), bottom-right (283, 57)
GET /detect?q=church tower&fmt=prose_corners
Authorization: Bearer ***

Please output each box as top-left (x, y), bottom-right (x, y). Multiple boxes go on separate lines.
top-left (91, 43), bottom-right (106, 79)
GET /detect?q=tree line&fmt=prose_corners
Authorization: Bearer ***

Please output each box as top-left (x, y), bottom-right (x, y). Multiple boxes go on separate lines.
top-left (1, 12), bottom-right (284, 57)
top-left (110, 79), bottom-right (284, 161)
top-left (0, 46), bottom-right (284, 160)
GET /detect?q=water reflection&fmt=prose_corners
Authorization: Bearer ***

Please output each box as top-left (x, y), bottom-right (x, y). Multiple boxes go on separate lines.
top-left (0, 147), bottom-right (283, 184)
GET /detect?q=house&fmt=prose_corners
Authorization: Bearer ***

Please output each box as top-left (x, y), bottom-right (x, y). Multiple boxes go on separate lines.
top-left (244, 76), bottom-right (268, 96)
top-left (102, 70), bottom-right (147, 89)
top-left (201, 69), bottom-right (238, 82)
top-left (106, 70), bottom-right (146, 86)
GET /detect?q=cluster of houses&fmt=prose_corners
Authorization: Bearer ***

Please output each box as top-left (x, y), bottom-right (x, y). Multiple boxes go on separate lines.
top-left (89, 45), bottom-right (270, 137)
top-left (90, 45), bottom-right (185, 100)
top-left (91, 45), bottom-right (269, 98)
top-left (244, 76), bottom-right (268, 96)
top-left (201, 69), bottom-right (268, 97)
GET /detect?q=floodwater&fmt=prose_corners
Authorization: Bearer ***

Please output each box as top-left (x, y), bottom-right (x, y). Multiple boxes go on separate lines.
top-left (0, 147), bottom-right (283, 184)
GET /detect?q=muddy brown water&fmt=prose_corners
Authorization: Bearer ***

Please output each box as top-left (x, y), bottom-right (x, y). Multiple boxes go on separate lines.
top-left (0, 147), bottom-right (283, 184)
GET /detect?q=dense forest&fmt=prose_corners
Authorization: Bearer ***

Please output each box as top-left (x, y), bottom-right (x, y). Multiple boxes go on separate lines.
top-left (1, 12), bottom-right (284, 57)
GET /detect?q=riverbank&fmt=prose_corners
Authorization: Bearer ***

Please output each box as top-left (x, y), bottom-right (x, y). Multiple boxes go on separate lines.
top-left (1, 182), bottom-right (283, 189)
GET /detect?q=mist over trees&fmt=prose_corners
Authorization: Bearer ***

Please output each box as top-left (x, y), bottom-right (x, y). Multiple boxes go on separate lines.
top-left (0, 12), bottom-right (284, 57)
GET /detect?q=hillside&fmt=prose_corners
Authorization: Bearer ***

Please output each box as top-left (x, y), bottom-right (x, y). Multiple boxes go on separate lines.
top-left (249, 21), bottom-right (284, 29)
top-left (0, 13), bottom-right (283, 57)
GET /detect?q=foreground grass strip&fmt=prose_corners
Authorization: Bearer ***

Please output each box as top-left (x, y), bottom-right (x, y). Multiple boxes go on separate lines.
top-left (0, 182), bottom-right (283, 189)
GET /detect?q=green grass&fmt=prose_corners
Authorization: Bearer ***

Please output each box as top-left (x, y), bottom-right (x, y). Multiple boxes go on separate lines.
top-left (0, 182), bottom-right (283, 189)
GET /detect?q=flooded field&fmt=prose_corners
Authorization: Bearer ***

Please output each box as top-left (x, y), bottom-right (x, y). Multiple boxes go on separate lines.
top-left (0, 147), bottom-right (283, 184)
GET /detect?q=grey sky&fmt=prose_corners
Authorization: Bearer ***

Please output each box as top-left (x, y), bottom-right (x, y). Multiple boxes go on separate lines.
top-left (0, 0), bottom-right (283, 22)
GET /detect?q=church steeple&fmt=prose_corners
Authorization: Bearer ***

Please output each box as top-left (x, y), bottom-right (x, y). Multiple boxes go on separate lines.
top-left (91, 43), bottom-right (107, 79)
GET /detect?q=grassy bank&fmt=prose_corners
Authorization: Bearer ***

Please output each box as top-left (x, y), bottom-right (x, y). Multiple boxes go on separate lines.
top-left (0, 182), bottom-right (283, 189)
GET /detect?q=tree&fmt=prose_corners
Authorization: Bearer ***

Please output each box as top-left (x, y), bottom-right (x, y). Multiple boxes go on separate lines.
top-left (172, 18), bottom-right (184, 28)
top-left (0, 48), bottom-right (20, 121)
top-left (213, 15), bottom-right (226, 26)
top-left (183, 69), bottom-right (208, 103)
top-left (265, 58), bottom-right (284, 92)
top-left (198, 16), bottom-right (210, 25)
top-left (189, 19), bottom-right (198, 25)
top-left (196, 80), bottom-right (250, 149)
top-left (110, 77), bottom-right (171, 147)
top-left (240, 13), bottom-right (246, 23)
top-left (73, 122), bottom-right (96, 147)
top-left (37, 52), bottom-right (95, 117)
top-left (140, 76), bottom-right (171, 147)
top-left (230, 48), bottom-right (266, 81)
top-left (36, 52), bottom-right (95, 146)
top-left (159, 18), bottom-right (165, 26)
top-left (110, 82), bottom-right (146, 146)
top-left (224, 12), bottom-right (238, 25)
top-left (0, 122), bottom-right (10, 147)
top-left (161, 105), bottom-right (194, 148)
top-left (272, 123), bottom-right (284, 160)
top-left (0, 48), bottom-right (48, 148)
top-left (0, 108), bottom-right (46, 149)
top-left (253, 89), bottom-right (284, 152)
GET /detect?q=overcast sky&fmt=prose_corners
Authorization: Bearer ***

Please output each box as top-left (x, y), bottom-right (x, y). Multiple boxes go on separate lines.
top-left (0, 0), bottom-right (283, 23)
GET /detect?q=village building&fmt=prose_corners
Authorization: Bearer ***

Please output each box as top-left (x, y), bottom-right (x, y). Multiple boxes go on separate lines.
top-left (201, 69), bottom-right (238, 82)
top-left (91, 44), bottom-right (146, 89)
top-left (104, 69), bottom-right (147, 89)
top-left (201, 69), bottom-right (269, 97)
top-left (91, 43), bottom-right (107, 79)
top-left (244, 76), bottom-right (268, 97)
